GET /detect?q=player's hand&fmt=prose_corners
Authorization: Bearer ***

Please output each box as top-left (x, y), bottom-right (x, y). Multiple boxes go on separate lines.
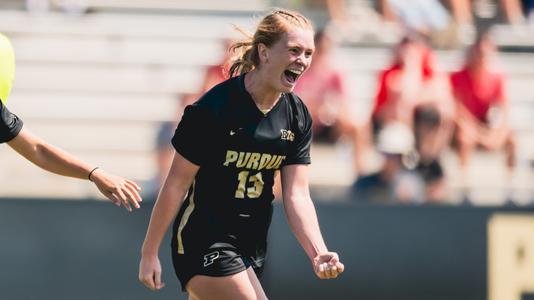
top-left (313, 252), bottom-right (344, 279)
top-left (139, 254), bottom-right (165, 291)
top-left (90, 168), bottom-right (142, 212)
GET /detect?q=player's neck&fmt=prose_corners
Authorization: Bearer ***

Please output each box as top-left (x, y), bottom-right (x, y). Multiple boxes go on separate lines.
top-left (244, 70), bottom-right (282, 110)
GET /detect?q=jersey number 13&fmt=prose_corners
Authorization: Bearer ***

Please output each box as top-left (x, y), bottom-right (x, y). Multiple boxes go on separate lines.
top-left (235, 171), bottom-right (264, 199)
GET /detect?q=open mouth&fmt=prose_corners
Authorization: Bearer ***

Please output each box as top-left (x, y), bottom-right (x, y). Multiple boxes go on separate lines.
top-left (283, 68), bottom-right (303, 85)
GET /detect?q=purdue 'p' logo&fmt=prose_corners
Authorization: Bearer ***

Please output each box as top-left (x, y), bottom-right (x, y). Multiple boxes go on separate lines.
top-left (203, 251), bottom-right (220, 267)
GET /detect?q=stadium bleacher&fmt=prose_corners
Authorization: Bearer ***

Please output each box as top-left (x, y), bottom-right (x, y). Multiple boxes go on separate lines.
top-left (0, 6), bottom-right (532, 204)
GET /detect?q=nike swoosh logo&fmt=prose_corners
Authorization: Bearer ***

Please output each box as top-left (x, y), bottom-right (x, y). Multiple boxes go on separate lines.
top-left (229, 128), bottom-right (243, 136)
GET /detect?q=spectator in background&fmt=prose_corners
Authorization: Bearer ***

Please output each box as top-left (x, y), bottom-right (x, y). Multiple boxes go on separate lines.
top-left (378, 0), bottom-right (471, 48)
top-left (385, 0), bottom-right (451, 38)
top-left (523, 0), bottom-right (534, 25)
top-left (149, 119), bottom-right (176, 200)
top-left (450, 32), bottom-right (517, 196)
top-left (366, 35), bottom-right (455, 200)
top-left (445, 0), bottom-right (527, 36)
top-left (149, 94), bottom-right (197, 199)
top-left (294, 29), bottom-right (365, 172)
top-left (372, 36), bottom-right (430, 129)
top-left (413, 106), bottom-right (449, 203)
top-left (351, 122), bottom-right (424, 204)
top-left (371, 35), bottom-right (455, 136)
top-left (198, 38), bottom-right (233, 93)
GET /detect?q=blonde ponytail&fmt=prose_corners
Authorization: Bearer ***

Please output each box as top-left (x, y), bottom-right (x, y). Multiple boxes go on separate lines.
top-left (229, 39), bottom-right (257, 78)
top-left (228, 8), bottom-right (313, 78)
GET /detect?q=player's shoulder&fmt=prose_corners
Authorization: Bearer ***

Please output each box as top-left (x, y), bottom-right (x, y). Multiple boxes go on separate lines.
top-left (193, 76), bottom-right (239, 113)
top-left (286, 92), bottom-right (312, 131)
top-left (286, 92), bottom-right (310, 117)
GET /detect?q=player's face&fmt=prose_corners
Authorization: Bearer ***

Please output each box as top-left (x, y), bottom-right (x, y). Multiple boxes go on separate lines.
top-left (261, 27), bottom-right (315, 93)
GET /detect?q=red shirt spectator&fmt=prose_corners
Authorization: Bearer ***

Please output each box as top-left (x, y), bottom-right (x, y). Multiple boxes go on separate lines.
top-left (293, 29), bottom-right (353, 143)
top-left (450, 32), bottom-right (516, 192)
top-left (449, 67), bottom-right (506, 122)
top-left (200, 64), bottom-right (227, 93)
top-left (294, 65), bottom-right (347, 135)
top-left (371, 38), bottom-right (436, 127)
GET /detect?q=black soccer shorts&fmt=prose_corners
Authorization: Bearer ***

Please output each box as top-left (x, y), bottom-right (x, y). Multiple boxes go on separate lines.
top-left (171, 242), bottom-right (265, 291)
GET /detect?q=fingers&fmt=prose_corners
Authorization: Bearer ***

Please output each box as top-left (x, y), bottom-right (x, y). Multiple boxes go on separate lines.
top-left (126, 180), bottom-right (143, 203)
top-left (113, 180), bottom-right (142, 211)
top-left (115, 188), bottom-right (133, 212)
top-left (318, 262), bottom-right (340, 279)
top-left (92, 171), bottom-right (142, 211)
top-left (104, 192), bottom-right (121, 207)
top-left (328, 253), bottom-right (339, 265)
top-left (139, 271), bottom-right (164, 291)
top-left (139, 256), bottom-right (164, 292)
top-left (126, 179), bottom-right (142, 194)
top-left (314, 252), bottom-right (344, 279)
top-left (122, 183), bottom-right (141, 209)
top-left (317, 262), bottom-right (328, 279)
top-left (336, 262), bottom-right (345, 274)
top-left (139, 271), bottom-right (156, 291)
top-left (141, 275), bottom-right (155, 290)
top-left (326, 262), bottom-right (337, 278)
top-left (154, 270), bottom-right (165, 290)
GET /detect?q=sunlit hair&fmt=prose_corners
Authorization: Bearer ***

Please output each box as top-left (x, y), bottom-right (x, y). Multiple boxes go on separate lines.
top-left (228, 8), bottom-right (314, 78)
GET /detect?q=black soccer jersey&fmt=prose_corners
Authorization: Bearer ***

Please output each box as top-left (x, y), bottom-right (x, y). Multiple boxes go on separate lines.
top-left (0, 100), bottom-right (23, 144)
top-left (171, 73), bottom-right (312, 260)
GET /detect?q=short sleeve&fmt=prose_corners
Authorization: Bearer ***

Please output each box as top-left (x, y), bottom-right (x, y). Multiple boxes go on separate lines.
top-left (171, 105), bottom-right (213, 166)
top-left (283, 100), bottom-right (312, 166)
top-left (0, 101), bottom-right (23, 143)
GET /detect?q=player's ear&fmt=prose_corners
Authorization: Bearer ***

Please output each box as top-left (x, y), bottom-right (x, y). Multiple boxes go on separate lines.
top-left (258, 43), bottom-right (269, 64)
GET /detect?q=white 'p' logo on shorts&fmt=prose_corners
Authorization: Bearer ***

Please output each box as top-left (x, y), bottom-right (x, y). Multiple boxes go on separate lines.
top-left (203, 251), bottom-right (220, 267)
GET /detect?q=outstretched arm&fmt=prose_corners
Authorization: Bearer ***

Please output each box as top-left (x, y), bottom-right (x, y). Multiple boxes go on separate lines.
top-left (139, 151), bottom-right (199, 291)
top-left (7, 128), bottom-right (142, 210)
top-left (281, 164), bottom-right (344, 279)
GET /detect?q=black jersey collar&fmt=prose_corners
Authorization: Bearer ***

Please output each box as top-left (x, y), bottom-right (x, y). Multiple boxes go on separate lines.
top-left (238, 73), bottom-right (286, 117)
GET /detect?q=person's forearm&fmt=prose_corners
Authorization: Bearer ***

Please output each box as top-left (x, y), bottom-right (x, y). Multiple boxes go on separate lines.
top-left (9, 130), bottom-right (93, 179)
top-left (284, 195), bottom-right (328, 261)
top-left (142, 184), bottom-right (188, 256)
top-left (32, 142), bottom-right (94, 178)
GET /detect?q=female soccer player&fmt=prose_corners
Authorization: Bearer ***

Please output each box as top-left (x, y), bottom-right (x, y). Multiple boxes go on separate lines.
top-left (1, 100), bottom-right (142, 211)
top-left (139, 8), bottom-right (344, 299)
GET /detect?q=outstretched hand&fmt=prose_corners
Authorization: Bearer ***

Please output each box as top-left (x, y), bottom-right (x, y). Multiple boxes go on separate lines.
top-left (313, 252), bottom-right (345, 279)
top-left (90, 168), bottom-right (142, 211)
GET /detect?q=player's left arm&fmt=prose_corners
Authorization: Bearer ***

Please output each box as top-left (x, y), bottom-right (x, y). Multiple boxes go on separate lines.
top-left (281, 164), bottom-right (344, 279)
top-left (7, 128), bottom-right (142, 210)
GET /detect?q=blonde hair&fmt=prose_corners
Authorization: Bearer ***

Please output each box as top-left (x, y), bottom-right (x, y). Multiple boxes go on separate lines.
top-left (228, 8), bottom-right (313, 78)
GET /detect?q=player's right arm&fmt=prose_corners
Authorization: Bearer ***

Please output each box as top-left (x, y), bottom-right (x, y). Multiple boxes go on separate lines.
top-left (139, 151), bottom-right (199, 291)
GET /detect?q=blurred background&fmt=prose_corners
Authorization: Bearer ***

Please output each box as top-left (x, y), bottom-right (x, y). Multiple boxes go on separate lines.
top-left (1, 0), bottom-right (534, 299)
